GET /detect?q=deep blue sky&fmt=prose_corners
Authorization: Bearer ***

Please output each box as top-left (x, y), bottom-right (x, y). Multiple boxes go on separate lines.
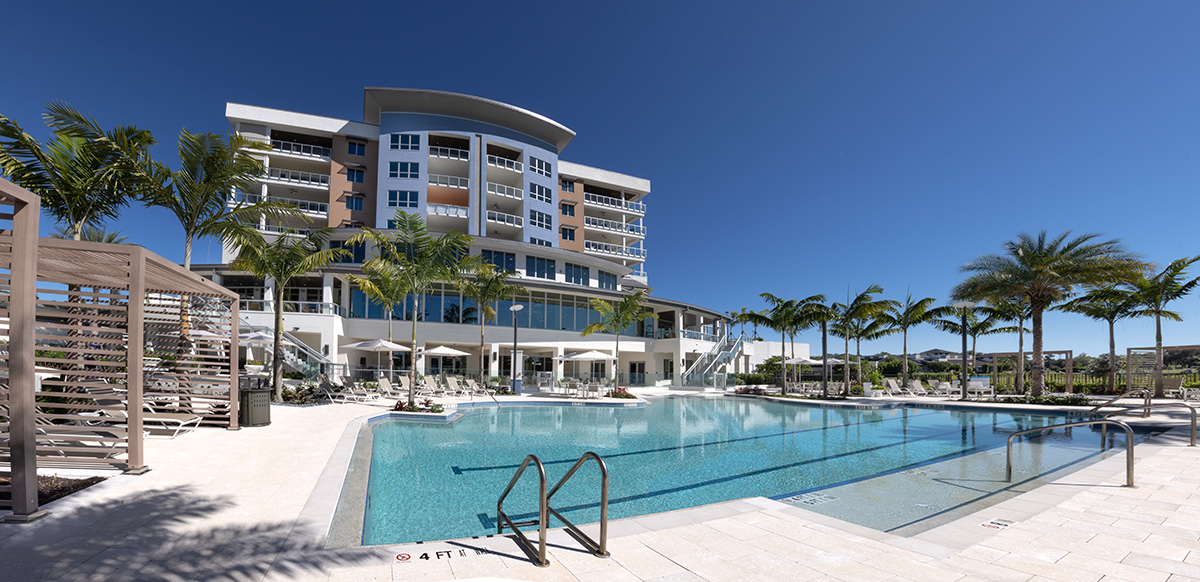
top-left (5, 2), bottom-right (1198, 358)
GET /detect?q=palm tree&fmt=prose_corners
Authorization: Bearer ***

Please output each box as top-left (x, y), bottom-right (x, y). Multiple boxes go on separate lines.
top-left (347, 211), bottom-right (477, 406)
top-left (935, 307), bottom-right (1022, 376)
top-left (800, 299), bottom-right (837, 398)
top-left (830, 285), bottom-right (893, 393)
top-left (985, 296), bottom-right (1031, 393)
top-left (345, 259), bottom-right (409, 340)
top-left (51, 224), bottom-right (129, 244)
top-left (953, 231), bottom-right (1144, 396)
top-left (1124, 256), bottom-right (1200, 397)
top-left (457, 263), bottom-right (527, 386)
top-left (581, 288), bottom-right (657, 386)
top-left (835, 315), bottom-right (896, 390)
top-left (1057, 287), bottom-right (1140, 394)
top-left (747, 294), bottom-right (823, 392)
top-left (229, 228), bottom-right (349, 400)
top-left (879, 294), bottom-right (954, 388)
top-left (146, 130), bottom-right (303, 270)
top-left (0, 102), bottom-right (155, 239)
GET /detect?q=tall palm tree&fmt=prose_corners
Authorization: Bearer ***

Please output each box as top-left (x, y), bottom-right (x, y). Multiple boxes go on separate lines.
top-left (836, 315), bottom-right (896, 389)
top-left (1124, 256), bottom-right (1200, 397)
top-left (347, 211), bottom-right (478, 406)
top-left (581, 288), bottom-right (657, 385)
top-left (830, 285), bottom-right (893, 393)
top-left (457, 263), bottom-right (527, 385)
top-left (747, 294), bottom-right (823, 392)
top-left (229, 228), bottom-right (349, 400)
top-left (985, 296), bottom-right (1031, 393)
top-left (953, 231), bottom-right (1144, 396)
top-left (799, 299), bottom-right (836, 398)
top-left (935, 307), bottom-right (1022, 375)
top-left (0, 102), bottom-right (155, 239)
top-left (879, 294), bottom-right (954, 388)
top-left (1057, 287), bottom-right (1140, 393)
top-left (345, 261), bottom-right (409, 342)
top-left (146, 130), bottom-right (303, 270)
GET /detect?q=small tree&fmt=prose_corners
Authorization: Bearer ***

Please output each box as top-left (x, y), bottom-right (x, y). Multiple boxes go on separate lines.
top-left (581, 289), bottom-right (657, 386)
top-left (1056, 286), bottom-right (1140, 393)
top-left (879, 294), bottom-right (953, 388)
top-left (1125, 256), bottom-right (1200, 397)
top-left (229, 228), bottom-right (349, 400)
top-left (830, 284), bottom-right (893, 393)
top-left (457, 263), bottom-right (527, 386)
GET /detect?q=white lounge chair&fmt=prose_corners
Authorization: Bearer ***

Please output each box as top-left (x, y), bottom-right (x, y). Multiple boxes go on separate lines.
top-left (908, 380), bottom-right (933, 396)
top-left (884, 379), bottom-right (911, 397)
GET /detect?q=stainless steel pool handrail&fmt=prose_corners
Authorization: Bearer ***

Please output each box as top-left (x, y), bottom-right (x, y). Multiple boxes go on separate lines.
top-left (1100, 402), bottom-right (1197, 447)
top-left (546, 452), bottom-right (610, 558)
top-left (1089, 389), bottom-right (1151, 419)
top-left (1006, 419), bottom-right (1135, 487)
top-left (496, 454), bottom-right (549, 567)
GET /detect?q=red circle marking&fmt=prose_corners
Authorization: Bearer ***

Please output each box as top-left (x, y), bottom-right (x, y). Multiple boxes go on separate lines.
top-left (396, 553), bottom-right (411, 561)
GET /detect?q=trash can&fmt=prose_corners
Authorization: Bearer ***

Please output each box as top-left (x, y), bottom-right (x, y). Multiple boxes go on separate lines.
top-left (239, 378), bottom-right (271, 427)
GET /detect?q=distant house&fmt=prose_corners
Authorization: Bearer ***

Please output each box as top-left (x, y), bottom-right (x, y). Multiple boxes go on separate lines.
top-left (916, 349), bottom-right (955, 362)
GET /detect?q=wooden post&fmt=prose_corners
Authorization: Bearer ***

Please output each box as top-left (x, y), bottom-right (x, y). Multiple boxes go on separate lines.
top-left (229, 299), bottom-right (240, 429)
top-left (125, 248), bottom-right (147, 474)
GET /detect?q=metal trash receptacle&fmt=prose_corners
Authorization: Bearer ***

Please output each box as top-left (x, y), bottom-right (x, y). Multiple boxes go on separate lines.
top-left (238, 378), bottom-right (271, 427)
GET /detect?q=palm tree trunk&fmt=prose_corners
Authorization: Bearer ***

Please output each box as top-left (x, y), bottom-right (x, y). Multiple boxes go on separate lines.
top-left (780, 330), bottom-right (787, 394)
top-left (1031, 306), bottom-right (1045, 397)
top-left (820, 322), bottom-right (829, 398)
top-left (1016, 318), bottom-right (1026, 394)
top-left (409, 300), bottom-right (419, 408)
top-left (614, 332), bottom-right (621, 387)
top-left (479, 318), bottom-right (486, 387)
top-left (183, 236), bottom-right (193, 271)
top-left (901, 329), bottom-right (909, 388)
top-left (843, 335), bottom-right (850, 395)
top-left (1107, 319), bottom-right (1116, 394)
top-left (273, 292), bottom-right (284, 401)
top-left (1154, 313), bottom-right (1164, 398)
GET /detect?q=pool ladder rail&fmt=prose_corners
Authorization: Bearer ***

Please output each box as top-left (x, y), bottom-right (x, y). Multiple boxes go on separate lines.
top-left (1088, 389), bottom-right (1152, 419)
top-left (496, 452), bottom-right (610, 568)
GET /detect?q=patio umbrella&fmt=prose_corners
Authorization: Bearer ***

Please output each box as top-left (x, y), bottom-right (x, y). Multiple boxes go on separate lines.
top-left (417, 345), bottom-right (471, 376)
top-left (565, 350), bottom-right (616, 381)
top-left (553, 353), bottom-right (579, 378)
top-left (341, 339), bottom-right (411, 373)
top-left (238, 331), bottom-right (294, 366)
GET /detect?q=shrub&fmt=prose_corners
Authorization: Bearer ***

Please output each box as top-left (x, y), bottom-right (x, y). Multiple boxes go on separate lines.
top-left (735, 386), bottom-right (767, 395)
top-left (605, 387), bottom-right (637, 399)
top-left (1004, 394), bottom-right (1091, 406)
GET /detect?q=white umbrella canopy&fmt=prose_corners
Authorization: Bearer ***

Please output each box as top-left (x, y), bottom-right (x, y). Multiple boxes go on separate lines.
top-left (568, 350), bottom-right (616, 361)
top-left (784, 356), bottom-right (822, 365)
top-left (417, 345), bottom-right (470, 357)
top-left (342, 339), bottom-right (411, 373)
top-left (238, 331), bottom-right (294, 346)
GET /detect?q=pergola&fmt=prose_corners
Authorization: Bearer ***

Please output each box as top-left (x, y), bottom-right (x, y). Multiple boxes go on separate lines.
top-left (986, 350), bottom-right (1074, 393)
top-left (0, 178), bottom-right (240, 522)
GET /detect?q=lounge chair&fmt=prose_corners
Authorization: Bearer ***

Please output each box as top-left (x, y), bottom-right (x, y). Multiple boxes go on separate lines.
top-left (884, 379), bottom-right (911, 397)
top-left (1163, 376), bottom-right (1184, 398)
top-left (445, 376), bottom-right (470, 397)
top-left (378, 376), bottom-right (405, 398)
top-left (966, 382), bottom-right (993, 400)
top-left (465, 378), bottom-right (492, 396)
top-left (908, 380), bottom-right (933, 396)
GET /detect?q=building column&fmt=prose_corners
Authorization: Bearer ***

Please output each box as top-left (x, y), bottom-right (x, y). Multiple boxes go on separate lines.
top-left (553, 346), bottom-right (564, 380)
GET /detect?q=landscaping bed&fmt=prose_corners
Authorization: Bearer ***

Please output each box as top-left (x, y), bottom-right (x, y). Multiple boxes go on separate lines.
top-left (0, 475), bottom-right (106, 505)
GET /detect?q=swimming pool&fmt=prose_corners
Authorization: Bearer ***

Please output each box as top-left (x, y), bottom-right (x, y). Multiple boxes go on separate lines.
top-left (357, 395), bottom-right (1138, 545)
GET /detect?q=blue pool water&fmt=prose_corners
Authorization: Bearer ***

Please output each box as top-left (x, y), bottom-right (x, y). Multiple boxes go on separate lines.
top-left (361, 396), bottom-right (1121, 545)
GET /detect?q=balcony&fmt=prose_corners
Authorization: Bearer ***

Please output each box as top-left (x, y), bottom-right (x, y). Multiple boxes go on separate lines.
top-left (264, 167), bottom-right (330, 190)
top-left (270, 139), bottom-right (332, 161)
top-left (486, 210), bottom-right (523, 228)
top-left (584, 240), bottom-right (647, 260)
top-left (256, 224), bottom-right (316, 237)
top-left (241, 299), bottom-right (345, 317)
top-left (583, 193), bottom-right (646, 214)
top-left (428, 203), bottom-right (469, 219)
top-left (486, 182), bottom-right (523, 201)
top-left (583, 216), bottom-right (646, 237)
top-left (228, 193), bottom-right (328, 219)
top-left (429, 174), bottom-right (470, 189)
top-left (486, 155), bottom-right (523, 173)
top-left (429, 146), bottom-right (469, 161)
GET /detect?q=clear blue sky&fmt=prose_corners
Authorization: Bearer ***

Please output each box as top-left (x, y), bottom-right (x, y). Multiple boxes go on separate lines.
top-left (4, 1), bottom-right (1198, 359)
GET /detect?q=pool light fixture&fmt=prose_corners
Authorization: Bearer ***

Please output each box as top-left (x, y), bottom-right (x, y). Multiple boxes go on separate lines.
top-left (952, 301), bottom-right (975, 400)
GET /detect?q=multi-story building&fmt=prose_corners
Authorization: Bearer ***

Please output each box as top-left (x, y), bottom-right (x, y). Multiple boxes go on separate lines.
top-left (196, 88), bottom-right (734, 386)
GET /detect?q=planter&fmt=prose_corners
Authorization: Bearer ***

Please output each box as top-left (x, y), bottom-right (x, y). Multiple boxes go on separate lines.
top-left (244, 365), bottom-right (264, 375)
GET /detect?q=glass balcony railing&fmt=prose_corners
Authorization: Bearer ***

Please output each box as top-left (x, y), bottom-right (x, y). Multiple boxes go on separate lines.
top-left (583, 192), bottom-right (646, 214)
top-left (584, 240), bottom-right (647, 259)
top-left (428, 174), bottom-right (470, 189)
top-left (486, 155), bottom-right (523, 173)
top-left (486, 182), bottom-right (523, 200)
top-left (265, 167), bottom-right (330, 189)
top-left (428, 203), bottom-right (469, 218)
top-left (583, 216), bottom-right (646, 236)
top-left (429, 146), bottom-right (470, 161)
top-left (240, 299), bottom-right (345, 317)
top-left (486, 210), bottom-right (523, 228)
top-left (270, 139), bottom-right (332, 159)
top-left (256, 224), bottom-right (315, 237)
top-left (228, 193), bottom-right (327, 217)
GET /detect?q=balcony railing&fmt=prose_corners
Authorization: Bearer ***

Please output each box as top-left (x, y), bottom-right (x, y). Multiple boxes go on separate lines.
top-left (257, 224), bottom-right (315, 236)
top-left (228, 193), bottom-right (328, 217)
top-left (428, 203), bottom-right (469, 218)
top-left (486, 210), bottom-right (523, 228)
top-left (429, 146), bottom-right (470, 161)
top-left (584, 240), bottom-right (647, 259)
top-left (265, 167), bottom-right (330, 189)
top-left (228, 191), bottom-right (261, 205)
top-left (487, 155), bottom-right (523, 173)
top-left (583, 192), bottom-right (646, 214)
top-left (270, 139), bottom-right (332, 160)
top-left (241, 299), bottom-right (345, 317)
top-left (429, 174), bottom-right (470, 189)
top-left (583, 216), bottom-right (646, 236)
top-left (486, 182), bottom-right (523, 201)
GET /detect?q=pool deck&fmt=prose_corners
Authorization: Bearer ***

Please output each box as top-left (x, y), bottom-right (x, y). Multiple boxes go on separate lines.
top-left (1, 393), bottom-right (1198, 581)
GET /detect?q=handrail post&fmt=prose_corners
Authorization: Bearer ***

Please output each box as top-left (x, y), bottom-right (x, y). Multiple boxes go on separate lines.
top-left (1102, 402), bottom-right (1197, 447)
top-left (1007, 419), bottom-right (1135, 487)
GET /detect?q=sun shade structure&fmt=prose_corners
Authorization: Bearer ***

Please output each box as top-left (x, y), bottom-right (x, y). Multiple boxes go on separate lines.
top-left (1, 177), bottom-right (239, 521)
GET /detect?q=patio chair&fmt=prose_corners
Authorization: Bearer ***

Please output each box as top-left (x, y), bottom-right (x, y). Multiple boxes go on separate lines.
top-left (908, 380), bottom-right (933, 396)
top-left (378, 376), bottom-right (404, 399)
top-left (465, 378), bottom-right (492, 396)
top-left (1163, 377), bottom-right (1184, 398)
top-left (585, 382), bottom-right (603, 399)
top-left (445, 376), bottom-right (470, 397)
top-left (884, 379), bottom-right (910, 397)
top-left (966, 382), bottom-right (993, 400)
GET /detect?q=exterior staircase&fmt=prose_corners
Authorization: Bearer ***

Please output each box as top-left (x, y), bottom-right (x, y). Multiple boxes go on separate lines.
top-left (240, 318), bottom-right (337, 380)
top-left (680, 332), bottom-right (747, 389)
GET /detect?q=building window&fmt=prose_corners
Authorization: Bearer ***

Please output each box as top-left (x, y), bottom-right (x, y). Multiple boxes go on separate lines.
top-left (347, 168), bottom-right (365, 183)
top-left (529, 183), bottom-right (551, 203)
top-left (560, 227), bottom-right (575, 241)
top-left (530, 157), bottom-right (552, 177)
top-left (391, 134), bottom-right (420, 150)
top-left (389, 161), bottom-right (418, 179)
top-left (331, 241), bottom-right (366, 264)
top-left (531, 237), bottom-right (552, 247)
top-left (482, 250), bottom-right (516, 272)
top-left (345, 196), bottom-right (363, 211)
top-left (387, 190), bottom-right (418, 208)
top-left (529, 210), bottom-right (551, 230)
top-left (599, 271), bottom-right (617, 290)
top-left (560, 202), bottom-right (575, 217)
top-left (348, 141), bottom-right (366, 156)
top-left (561, 179), bottom-right (574, 192)
top-left (525, 256), bottom-right (555, 279)
top-left (566, 263), bottom-right (589, 285)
